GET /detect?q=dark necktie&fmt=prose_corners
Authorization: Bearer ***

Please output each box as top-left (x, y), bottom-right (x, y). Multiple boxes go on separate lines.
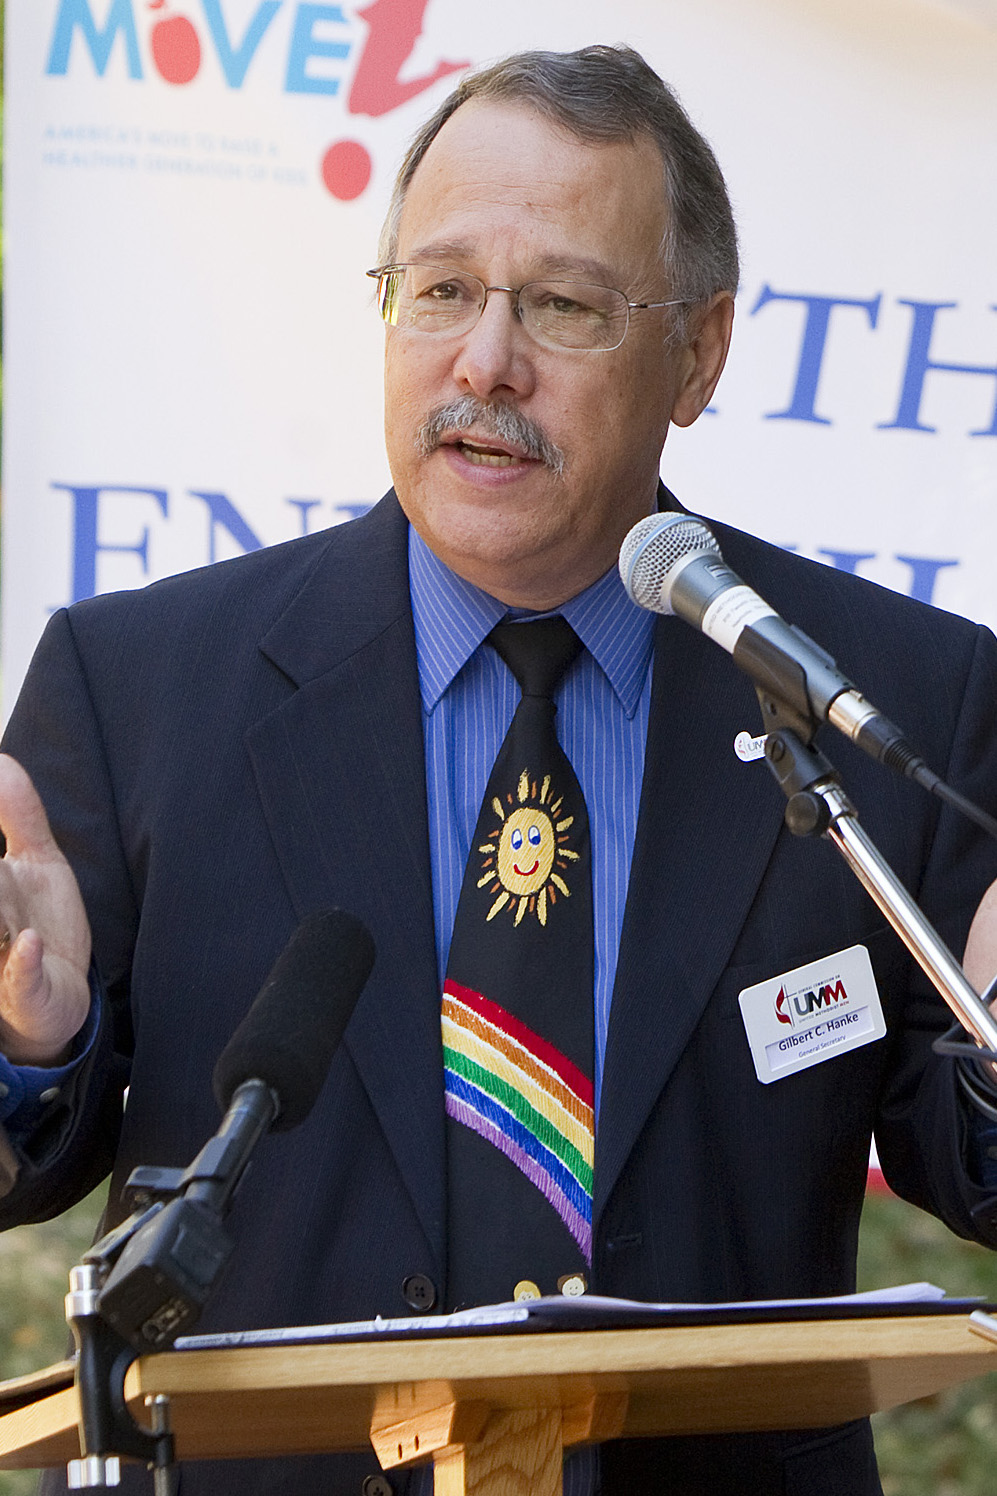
top-left (442, 616), bottom-right (595, 1309)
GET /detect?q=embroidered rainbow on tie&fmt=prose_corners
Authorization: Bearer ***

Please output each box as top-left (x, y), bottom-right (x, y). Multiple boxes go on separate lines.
top-left (442, 980), bottom-right (595, 1262)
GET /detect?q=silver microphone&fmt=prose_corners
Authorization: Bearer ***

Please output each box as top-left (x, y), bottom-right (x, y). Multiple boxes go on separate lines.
top-left (619, 512), bottom-right (933, 783)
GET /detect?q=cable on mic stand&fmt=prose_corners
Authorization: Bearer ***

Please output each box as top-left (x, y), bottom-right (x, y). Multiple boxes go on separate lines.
top-left (621, 511), bottom-right (997, 844)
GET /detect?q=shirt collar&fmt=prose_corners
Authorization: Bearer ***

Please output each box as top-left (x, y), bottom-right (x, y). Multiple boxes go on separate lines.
top-left (409, 526), bottom-right (655, 719)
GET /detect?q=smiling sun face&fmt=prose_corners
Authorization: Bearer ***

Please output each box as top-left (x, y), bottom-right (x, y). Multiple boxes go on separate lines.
top-left (499, 807), bottom-right (555, 895)
top-left (476, 769), bottom-right (580, 927)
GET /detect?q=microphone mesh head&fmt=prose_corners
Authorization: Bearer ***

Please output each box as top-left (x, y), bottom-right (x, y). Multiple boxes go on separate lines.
top-left (619, 514), bottom-right (721, 611)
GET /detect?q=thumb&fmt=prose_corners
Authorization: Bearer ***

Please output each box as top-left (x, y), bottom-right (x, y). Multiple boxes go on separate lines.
top-left (0, 754), bottom-right (63, 861)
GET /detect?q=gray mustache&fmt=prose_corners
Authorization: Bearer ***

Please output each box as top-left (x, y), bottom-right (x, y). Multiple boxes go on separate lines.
top-left (416, 397), bottom-right (565, 476)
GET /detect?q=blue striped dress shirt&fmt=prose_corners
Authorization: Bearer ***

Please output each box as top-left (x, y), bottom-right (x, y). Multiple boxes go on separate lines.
top-left (409, 526), bottom-right (656, 1112)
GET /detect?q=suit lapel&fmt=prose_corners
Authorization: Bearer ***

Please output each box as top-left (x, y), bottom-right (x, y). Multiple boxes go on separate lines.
top-left (238, 492), bottom-right (794, 1262)
top-left (594, 604), bottom-right (787, 1221)
top-left (245, 496), bottom-right (446, 1266)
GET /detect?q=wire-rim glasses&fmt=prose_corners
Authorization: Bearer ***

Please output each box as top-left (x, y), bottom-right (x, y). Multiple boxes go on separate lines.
top-left (366, 264), bottom-right (688, 353)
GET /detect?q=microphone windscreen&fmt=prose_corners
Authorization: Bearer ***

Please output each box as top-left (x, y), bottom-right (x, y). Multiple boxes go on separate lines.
top-left (212, 909), bottom-right (375, 1131)
top-left (618, 513), bottom-right (720, 611)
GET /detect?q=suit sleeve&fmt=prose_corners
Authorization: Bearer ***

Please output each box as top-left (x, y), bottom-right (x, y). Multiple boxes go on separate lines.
top-left (874, 619), bottom-right (997, 1246)
top-left (0, 607), bottom-right (137, 1225)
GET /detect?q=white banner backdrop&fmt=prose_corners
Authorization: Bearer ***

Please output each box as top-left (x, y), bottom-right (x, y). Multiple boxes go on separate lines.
top-left (3, 0), bottom-right (997, 715)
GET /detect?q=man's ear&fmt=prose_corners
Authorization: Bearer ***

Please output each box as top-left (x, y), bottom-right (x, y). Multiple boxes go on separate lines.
top-left (670, 292), bottom-right (735, 428)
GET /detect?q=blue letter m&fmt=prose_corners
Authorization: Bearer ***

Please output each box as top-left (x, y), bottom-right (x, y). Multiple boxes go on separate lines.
top-left (47, 0), bottom-right (142, 79)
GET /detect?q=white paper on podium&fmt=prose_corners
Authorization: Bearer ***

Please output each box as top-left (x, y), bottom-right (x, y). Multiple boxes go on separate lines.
top-left (174, 1282), bottom-right (958, 1351)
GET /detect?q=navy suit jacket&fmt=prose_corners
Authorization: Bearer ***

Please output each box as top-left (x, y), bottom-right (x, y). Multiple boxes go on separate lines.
top-left (4, 491), bottom-right (997, 1494)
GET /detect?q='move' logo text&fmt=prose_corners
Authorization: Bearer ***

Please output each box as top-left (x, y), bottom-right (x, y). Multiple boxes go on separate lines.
top-left (45, 0), bottom-right (470, 197)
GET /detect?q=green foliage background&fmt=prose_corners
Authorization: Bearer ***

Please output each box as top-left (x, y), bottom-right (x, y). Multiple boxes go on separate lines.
top-left (0, 2), bottom-right (995, 1492)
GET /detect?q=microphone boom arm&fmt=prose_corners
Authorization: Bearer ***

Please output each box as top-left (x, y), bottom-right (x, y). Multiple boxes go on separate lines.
top-left (758, 688), bottom-right (997, 1079)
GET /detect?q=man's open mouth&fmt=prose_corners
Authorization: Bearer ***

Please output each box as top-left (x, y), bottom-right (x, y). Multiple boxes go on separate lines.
top-left (417, 397), bottom-right (565, 475)
top-left (448, 437), bottom-right (534, 468)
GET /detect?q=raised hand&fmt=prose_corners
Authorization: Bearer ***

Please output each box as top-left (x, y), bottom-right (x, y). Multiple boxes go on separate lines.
top-left (0, 754), bottom-right (92, 1066)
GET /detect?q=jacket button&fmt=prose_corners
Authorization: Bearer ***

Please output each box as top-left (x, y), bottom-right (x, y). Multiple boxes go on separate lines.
top-left (362, 1477), bottom-right (393, 1496)
top-left (401, 1273), bottom-right (437, 1312)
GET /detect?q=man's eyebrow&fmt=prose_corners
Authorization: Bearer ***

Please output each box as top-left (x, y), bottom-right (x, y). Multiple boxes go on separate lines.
top-left (530, 253), bottom-right (619, 284)
top-left (402, 244), bottom-right (621, 286)
top-left (405, 241), bottom-right (475, 265)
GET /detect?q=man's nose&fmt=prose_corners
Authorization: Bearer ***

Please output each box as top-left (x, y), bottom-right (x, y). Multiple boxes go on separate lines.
top-left (451, 289), bottom-right (536, 401)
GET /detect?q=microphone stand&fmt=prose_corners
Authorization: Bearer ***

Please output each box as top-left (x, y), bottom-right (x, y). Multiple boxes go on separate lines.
top-left (64, 1256), bottom-right (176, 1493)
top-left (756, 687), bottom-right (997, 1073)
top-left (62, 1078), bottom-right (278, 1489)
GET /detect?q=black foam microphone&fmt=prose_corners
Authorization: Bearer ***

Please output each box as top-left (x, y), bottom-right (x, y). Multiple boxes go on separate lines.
top-left (96, 910), bottom-right (375, 1349)
top-left (212, 907), bottom-right (376, 1130)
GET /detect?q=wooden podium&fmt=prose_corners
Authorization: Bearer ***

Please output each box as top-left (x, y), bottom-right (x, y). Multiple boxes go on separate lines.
top-left (3, 1314), bottom-right (996, 1494)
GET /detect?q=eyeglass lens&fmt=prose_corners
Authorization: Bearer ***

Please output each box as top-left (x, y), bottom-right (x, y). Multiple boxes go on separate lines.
top-left (376, 266), bottom-right (631, 351)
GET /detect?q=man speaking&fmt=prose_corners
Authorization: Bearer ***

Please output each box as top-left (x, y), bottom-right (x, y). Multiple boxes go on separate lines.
top-left (3, 44), bottom-right (997, 1496)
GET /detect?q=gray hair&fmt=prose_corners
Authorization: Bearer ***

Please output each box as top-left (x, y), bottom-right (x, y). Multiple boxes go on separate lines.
top-left (378, 44), bottom-right (739, 320)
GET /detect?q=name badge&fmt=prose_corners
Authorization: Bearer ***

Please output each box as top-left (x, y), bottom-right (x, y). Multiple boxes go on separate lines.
top-left (738, 944), bottom-right (885, 1085)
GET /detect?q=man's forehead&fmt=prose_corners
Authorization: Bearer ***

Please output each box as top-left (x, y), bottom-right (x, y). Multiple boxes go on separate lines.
top-left (406, 97), bottom-right (662, 191)
top-left (395, 100), bottom-right (669, 280)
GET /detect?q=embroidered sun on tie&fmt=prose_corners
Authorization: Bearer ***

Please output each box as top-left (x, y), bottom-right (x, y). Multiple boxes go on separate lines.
top-left (443, 616), bottom-right (595, 1308)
